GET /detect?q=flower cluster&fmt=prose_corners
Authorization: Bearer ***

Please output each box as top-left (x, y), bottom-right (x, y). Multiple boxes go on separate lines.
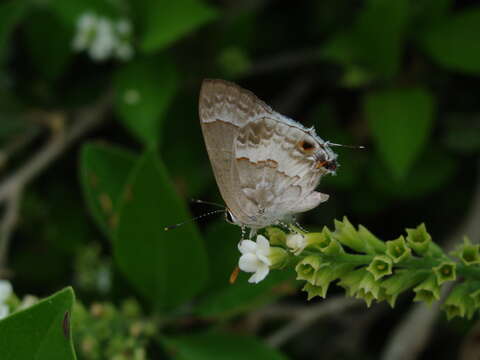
top-left (235, 217), bottom-right (480, 319)
top-left (72, 12), bottom-right (134, 62)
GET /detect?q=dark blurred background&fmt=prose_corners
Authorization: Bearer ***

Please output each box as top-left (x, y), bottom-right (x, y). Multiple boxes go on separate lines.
top-left (1, 0), bottom-right (480, 359)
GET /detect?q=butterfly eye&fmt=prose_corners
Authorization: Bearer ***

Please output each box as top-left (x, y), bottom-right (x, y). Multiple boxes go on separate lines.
top-left (298, 140), bottom-right (315, 153)
top-left (225, 210), bottom-right (236, 224)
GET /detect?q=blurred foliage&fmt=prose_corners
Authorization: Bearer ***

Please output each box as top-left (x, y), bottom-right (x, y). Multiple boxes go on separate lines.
top-left (0, 0), bottom-right (479, 359)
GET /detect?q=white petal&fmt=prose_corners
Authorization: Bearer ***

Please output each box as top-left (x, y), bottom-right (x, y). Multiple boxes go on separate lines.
top-left (0, 304), bottom-right (9, 320)
top-left (257, 253), bottom-right (271, 266)
top-left (238, 240), bottom-right (257, 254)
top-left (239, 253), bottom-right (260, 273)
top-left (0, 280), bottom-right (12, 302)
top-left (256, 235), bottom-right (270, 253)
top-left (248, 264), bottom-right (270, 283)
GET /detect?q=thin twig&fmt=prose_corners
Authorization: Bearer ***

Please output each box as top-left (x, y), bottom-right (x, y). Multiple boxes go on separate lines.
top-left (0, 92), bottom-right (112, 272)
top-left (265, 296), bottom-right (360, 348)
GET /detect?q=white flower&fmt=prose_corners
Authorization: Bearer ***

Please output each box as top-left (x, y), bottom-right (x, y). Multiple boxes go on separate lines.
top-left (72, 12), bottom-right (97, 51)
top-left (238, 235), bottom-right (271, 283)
top-left (286, 233), bottom-right (307, 255)
top-left (116, 19), bottom-right (132, 36)
top-left (0, 280), bottom-right (13, 320)
top-left (0, 280), bottom-right (12, 303)
top-left (89, 17), bottom-right (116, 62)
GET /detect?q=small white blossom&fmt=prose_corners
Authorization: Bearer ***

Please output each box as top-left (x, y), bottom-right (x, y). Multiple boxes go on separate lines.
top-left (89, 17), bottom-right (116, 61)
top-left (72, 12), bottom-right (97, 51)
top-left (72, 12), bottom-right (135, 62)
top-left (286, 233), bottom-right (307, 255)
top-left (238, 235), bottom-right (271, 283)
top-left (0, 280), bottom-right (12, 303)
top-left (0, 280), bottom-right (13, 320)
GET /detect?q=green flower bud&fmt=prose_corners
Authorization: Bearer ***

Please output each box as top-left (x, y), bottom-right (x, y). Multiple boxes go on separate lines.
top-left (302, 283), bottom-right (328, 300)
top-left (413, 274), bottom-right (440, 305)
top-left (338, 268), bottom-right (368, 297)
top-left (433, 262), bottom-right (456, 285)
top-left (313, 263), bottom-right (355, 298)
top-left (333, 217), bottom-right (365, 253)
top-left (386, 236), bottom-right (412, 263)
top-left (308, 227), bottom-right (344, 255)
top-left (358, 272), bottom-right (381, 299)
top-left (453, 237), bottom-right (480, 266)
top-left (376, 287), bottom-right (398, 308)
top-left (266, 227), bottom-right (287, 246)
top-left (295, 255), bottom-right (321, 283)
top-left (358, 225), bottom-right (386, 254)
top-left (381, 270), bottom-right (430, 306)
top-left (444, 282), bottom-right (476, 320)
top-left (406, 223), bottom-right (431, 255)
top-left (366, 255), bottom-right (393, 281)
top-left (269, 247), bottom-right (289, 269)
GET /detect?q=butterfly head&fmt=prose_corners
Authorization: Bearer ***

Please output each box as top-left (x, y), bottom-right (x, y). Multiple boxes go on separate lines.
top-left (313, 142), bottom-right (338, 175)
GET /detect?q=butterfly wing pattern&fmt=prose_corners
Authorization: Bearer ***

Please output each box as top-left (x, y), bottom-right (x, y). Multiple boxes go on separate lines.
top-left (199, 79), bottom-right (337, 230)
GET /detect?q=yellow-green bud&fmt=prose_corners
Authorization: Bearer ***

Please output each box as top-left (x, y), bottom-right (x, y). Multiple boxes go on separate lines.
top-left (433, 262), bottom-right (456, 285)
top-left (358, 225), bottom-right (386, 254)
top-left (453, 237), bottom-right (480, 266)
top-left (333, 217), bottom-right (366, 253)
top-left (444, 282), bottom-right (476, 320)
top-left (295, 256), bottom-right (322, 283)
top-left (269, 247), bottom-right (289, 269)
top-left (406, 223), bottom-right (431, 255)
top-left (413, 274), bottom-right (440, 305)
top-left (386, 236), bottom-right (412, 263)
top-left (265, 227), bottom-right (287, 246)
top-left (366, 255), bottom-right (393, 281)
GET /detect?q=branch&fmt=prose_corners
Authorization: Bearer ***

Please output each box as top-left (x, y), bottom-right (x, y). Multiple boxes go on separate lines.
top-left (265, 296), bottom-right (360, 348)
top-left (0, 92), bottom-right (113, 272)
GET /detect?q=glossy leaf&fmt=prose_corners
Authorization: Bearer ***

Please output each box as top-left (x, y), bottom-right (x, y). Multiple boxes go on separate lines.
top-left (114, 56), bottom-right (178, 146)
top-left (162, 332), bottom-right (287, 360)
top-left (114, 151), bottom-right (208, 310)
top-left (0, 287), bottom-right (76, 360)
top-left (365, 88), bottom-right (435, 180)
top-left (139, 0), bottom-right (218, 53)
top-left (80, 142), bottom-right (137, 238)
top-left (419, 7), bottom-right (480, 74)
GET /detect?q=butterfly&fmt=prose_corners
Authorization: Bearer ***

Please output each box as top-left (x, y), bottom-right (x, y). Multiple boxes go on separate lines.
top-left (199, 79), bottom-right (338, 237)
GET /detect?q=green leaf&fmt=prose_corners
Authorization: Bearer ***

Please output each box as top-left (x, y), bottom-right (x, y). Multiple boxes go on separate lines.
top-left (0, 0), bottom-right (29, 64)
top-left (24, 9), bottom-right (73, 80)
top-left (353, 0), bottom-right (410, 78)
top-left (138, 0), bottom-right (218, 53)
top-left (365, 88), bottom-right (435, 180)
top-left (114, 150), bottom-right (208, 310)
top-left (80, 142), bottom-right (137, 238)
top-left (0, 287), bottom-right (76, 360)
top-left (419, 7), bottom-right (480, 74)
top-left (322, 0), bottom-right (409, 78)
top-left (162, 332), bottom-right (287, 360)
top-left (114, 56), bottom-right (179, 146)
top-left (196, 270), bottom-right (294, 318)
